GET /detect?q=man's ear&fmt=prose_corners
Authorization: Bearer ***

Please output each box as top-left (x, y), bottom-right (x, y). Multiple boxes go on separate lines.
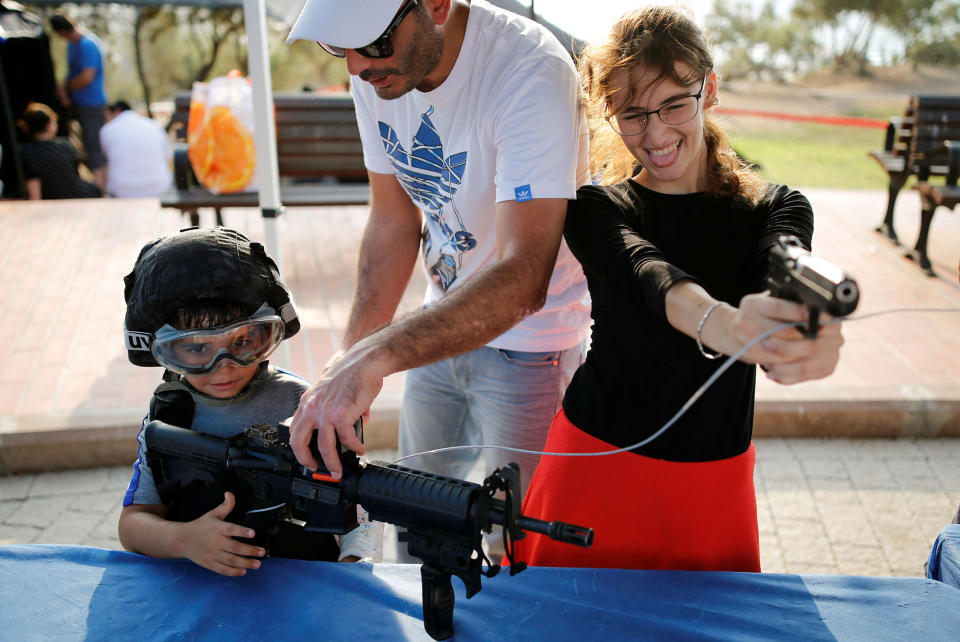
top-left (427, 0), bottom-right (454, 26)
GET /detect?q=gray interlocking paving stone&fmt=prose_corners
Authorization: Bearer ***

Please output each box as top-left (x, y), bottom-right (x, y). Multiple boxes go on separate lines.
top-left (884, 457), bottom-right (937, 478)
top-left (36, 510), bottom-right (106, 545)
top-left (882, 542), bottom-right (933, 574)
top-left (106, 466), bottom-right (135, 490)
top-left (6, 496), bottom-right (71, 528)
top-left (0, 499), bottom-right (17, 522)
top-left (767, 490), bottom-right (820, 521)
top-left (898, 490), bottom-right (955, 514)
top-left (851, 440), bottom-right (926, 458)
top-left (890, 567), bottom-right (926, 578)
top-left (777, 523), bottom-right (834, 564)
top-left (0, 474), bottom-right (33, 501)
top-left (822, 517), bottom-right (881, 547)
top-left (808, 478), bottom-right (855, 493)
top-left (831, 543), bottom-right (891, 575)
top-left (801, 459), bottom-right (849, 479)
top-left (0, 524), bottom-right (41, 545)
top-left (928, 460), bottom-right (960, 490)
top-left (860, 491), bottom-right (914, 523)
top-left (914, 440), bottom-right (960, 458)
top-left (82, 536), bottom-right (122, 550)
top-left (785, 562), bottom-right (838, 575)
top-left (786, 438), bottom-right (858, 459)
top-left (753, 438), bottom-right (795, 459)
top-left (91, 505), bottom-right (123, 539)
top-left (758, 459), bottom-right (805, 480)
top-left (846, 461), bottom-right (898, 489)
top-left (756, 507), bottom-right (776, 536)
top-left (69, 490), bottom-right (124, 514)
top-left (29, 469), bottom-right (110, 497)
top-left (892, 475), bottom-right (947, 493)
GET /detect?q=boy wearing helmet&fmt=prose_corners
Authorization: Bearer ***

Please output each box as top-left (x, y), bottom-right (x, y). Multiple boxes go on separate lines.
top-left (118, 227), bottom-right (380, 576)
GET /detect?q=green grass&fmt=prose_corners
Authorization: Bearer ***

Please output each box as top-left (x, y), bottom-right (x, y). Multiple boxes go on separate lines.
top-left (724, 120), bottom-right (891, 190)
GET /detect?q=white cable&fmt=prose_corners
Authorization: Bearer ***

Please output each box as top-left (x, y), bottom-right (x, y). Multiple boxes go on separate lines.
top-left (391, 305), bottom-right (960, 466)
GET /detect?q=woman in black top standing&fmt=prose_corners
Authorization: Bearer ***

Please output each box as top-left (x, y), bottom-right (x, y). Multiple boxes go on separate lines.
top-left (515, 6), bottom-right (845, 572)
top-left (17, 102), bottom-right (101, 200)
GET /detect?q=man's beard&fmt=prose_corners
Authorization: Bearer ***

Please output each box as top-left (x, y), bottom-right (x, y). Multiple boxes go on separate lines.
top-left (360, 13), bottom-right (444, 100)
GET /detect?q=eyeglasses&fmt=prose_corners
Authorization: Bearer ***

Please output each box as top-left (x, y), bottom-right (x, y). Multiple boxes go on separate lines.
top-left (151, 313), bottom-right (285, 376)
top-left (317, 0), bottom-right (419, 59)
top-left (605, 74), bottom-right (709, 137)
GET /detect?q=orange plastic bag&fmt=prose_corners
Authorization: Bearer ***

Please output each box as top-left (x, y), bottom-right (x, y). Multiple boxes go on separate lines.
top-left (186, 74), bottom-right (257, 194)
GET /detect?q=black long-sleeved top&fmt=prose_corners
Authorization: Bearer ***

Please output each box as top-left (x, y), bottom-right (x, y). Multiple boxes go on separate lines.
top-left (562, 181), bottom-right (813, 462)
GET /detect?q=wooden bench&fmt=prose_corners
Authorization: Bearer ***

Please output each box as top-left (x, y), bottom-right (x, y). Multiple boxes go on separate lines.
top-left (161, 91), bottom-right (370, 225)
top-left (912, 140), bottom-right (960, 275)
top-left (868, 95), bottom-right (960, 245)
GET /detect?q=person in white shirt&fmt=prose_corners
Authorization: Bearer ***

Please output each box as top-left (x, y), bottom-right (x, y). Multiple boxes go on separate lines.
top-left (285, 0), bottom-right (591, 562)
top-left (99, 100), bottom-right (172, 197)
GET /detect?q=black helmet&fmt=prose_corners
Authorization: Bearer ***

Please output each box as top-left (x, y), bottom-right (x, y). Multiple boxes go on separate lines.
top-left (123, 227), bottom-right (300, 367)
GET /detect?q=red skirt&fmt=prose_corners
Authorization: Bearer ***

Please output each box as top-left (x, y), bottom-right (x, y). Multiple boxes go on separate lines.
top-left (512, 409), bottom-right (760, 572)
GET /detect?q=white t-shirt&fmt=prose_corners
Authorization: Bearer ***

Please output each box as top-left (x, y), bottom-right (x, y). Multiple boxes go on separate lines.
top-left (352, 0), bottom-right (590, 352)
top-left (99, 110), bottom-right (173, 198)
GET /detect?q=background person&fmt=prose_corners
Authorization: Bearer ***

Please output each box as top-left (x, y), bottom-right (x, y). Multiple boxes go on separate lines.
top-left (16, 101), bottom-right (100, 199)
top-left (49, 13), bottom-right (107, 192)
top-left (284, 0), bottom-right (591, 561)
top-left (99, 100), bottom-right (172, 197)
top-left (118, 227), bottom-right (380, 576)
top-left (514, 5), bottom-right (845, 572)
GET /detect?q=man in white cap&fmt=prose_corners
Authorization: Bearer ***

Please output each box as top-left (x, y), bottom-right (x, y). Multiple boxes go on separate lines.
top-left (286, 0), bottom-right (590, 561)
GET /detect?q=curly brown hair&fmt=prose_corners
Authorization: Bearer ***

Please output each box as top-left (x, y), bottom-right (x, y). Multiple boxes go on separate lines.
top-left (578, 5), bottom-right (764, 204)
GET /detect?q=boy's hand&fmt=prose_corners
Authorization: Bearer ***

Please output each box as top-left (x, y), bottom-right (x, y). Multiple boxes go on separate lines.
top-left (180, 492), bottom-right (266, 577)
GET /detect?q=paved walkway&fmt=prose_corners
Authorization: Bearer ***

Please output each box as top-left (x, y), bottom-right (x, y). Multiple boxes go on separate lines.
top-left (0, 187), bottom-right (959, 574)
top-left (2, 439), bottom-right (958, 574)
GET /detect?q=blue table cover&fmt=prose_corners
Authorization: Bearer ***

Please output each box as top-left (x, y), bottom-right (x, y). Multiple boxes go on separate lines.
top-left (927, 524), bottom-right (960, 590)
top-left (2, 544), bottom-right (959, 641)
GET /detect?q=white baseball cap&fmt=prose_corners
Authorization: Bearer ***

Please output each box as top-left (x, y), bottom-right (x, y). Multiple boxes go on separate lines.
top-left (286, 0), bottom-right (405, 47)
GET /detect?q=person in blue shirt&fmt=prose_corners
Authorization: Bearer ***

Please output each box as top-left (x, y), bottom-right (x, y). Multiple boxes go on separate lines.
top-left (49, 13), bottom-right (107, 192)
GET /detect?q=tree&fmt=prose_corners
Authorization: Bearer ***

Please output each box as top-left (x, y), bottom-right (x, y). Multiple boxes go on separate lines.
top-left (791, 0), bottom-right (951, 73)
top-left (707, 0), bottom-right (819, 80)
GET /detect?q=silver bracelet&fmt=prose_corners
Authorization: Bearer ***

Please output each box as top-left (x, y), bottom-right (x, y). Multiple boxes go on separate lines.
top-left (696, 301), bottom-right (723, 360)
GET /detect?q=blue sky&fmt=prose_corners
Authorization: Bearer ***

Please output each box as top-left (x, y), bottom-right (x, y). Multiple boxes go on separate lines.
top-left (521, 1), bottom-right (902, 64)
top-left (522, 0), bottom-right (713, 42)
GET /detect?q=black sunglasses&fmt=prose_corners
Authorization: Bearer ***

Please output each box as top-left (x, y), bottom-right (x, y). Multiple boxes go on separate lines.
top-left (317, 0), bottom-right (419, 59)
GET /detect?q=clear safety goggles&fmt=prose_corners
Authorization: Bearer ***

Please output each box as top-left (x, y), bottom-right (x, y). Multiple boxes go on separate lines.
top-left (152, 308), bottom-right (285, 376)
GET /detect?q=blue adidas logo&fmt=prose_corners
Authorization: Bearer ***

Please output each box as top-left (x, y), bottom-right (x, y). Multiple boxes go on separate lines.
top-left (514, 184), bottom-right (532, 202)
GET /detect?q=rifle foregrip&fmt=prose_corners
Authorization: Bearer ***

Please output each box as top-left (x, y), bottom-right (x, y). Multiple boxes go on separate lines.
top-left (421, 564), bottom-right (456, 641)
top-left (352, 462), bottom-right (478, 536)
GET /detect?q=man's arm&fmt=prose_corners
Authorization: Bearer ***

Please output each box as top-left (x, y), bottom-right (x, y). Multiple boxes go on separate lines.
top-left (66, 67), bottom-right (96, 92)
top-left (290, 196), bottom-right (567, 474)
top-left (341, 170), bottom-right (423, 348)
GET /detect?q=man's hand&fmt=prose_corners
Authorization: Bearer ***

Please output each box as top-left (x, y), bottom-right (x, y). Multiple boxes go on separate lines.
top-left (178, 492), bottom-right (265, 577)
top-left (289, 340), bottom-right (388, 475)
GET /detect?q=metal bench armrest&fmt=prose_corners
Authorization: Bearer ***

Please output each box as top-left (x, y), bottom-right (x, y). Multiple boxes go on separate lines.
top-left (172, 143), bottom-right (197, 191)
top-left (884, 117), bottom-right (905, 151)
top-left (946, 140), bottom-right (960, 186)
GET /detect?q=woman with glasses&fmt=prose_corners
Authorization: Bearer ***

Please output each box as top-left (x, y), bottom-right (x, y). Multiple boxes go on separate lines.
top-left (513, 6), bottom-right (845, 572)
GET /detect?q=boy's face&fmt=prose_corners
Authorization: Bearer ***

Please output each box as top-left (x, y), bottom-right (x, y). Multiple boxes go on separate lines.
top-left (184, 363), bottom-right (259, 399)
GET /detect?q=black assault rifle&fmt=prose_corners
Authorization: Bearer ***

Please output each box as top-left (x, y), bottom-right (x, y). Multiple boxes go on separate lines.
top-left (144, 419), bottom-right (593, 641)
top-left (767, 235), bottom-right (860, 337)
